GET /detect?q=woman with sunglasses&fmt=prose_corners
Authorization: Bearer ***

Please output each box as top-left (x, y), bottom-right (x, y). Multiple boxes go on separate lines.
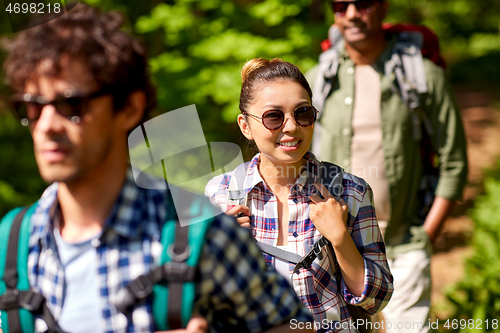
top-left (205, 58), bottom-right (393, 332)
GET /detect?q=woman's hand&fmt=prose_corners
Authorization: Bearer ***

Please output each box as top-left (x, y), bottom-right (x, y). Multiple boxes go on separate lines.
top-left (226, 205), bottom-right (251, 228)
top-left (308, 183), bottom-right (348, 245)
top-left (309, 183), bottom-right (365, 296)
top-left (155, 316), bottom-right (208, 333)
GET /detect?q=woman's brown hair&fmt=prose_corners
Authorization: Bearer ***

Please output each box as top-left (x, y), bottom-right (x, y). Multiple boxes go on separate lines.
top-left (239, 58), bottom-right (312, 114)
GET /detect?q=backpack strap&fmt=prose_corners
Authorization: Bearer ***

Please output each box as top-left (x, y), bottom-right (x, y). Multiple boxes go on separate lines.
top-left (312, 25), bottom-right (343, 118)
top-left (313, 27), bottom-right (435, 149)
top-left (114, 188), bottom-right (213, 330)
top-left (0, 204), bottom-right (63, 333)
top-left (385, 31), bottom-right (435, 142)
top-left (227, 160), bottom-right (345, 274)
top-left (226, 162), bottom-right (250, 208)
top-left (226, 162), bottom-right (303, 263)
top-left (292, 162), bottom-right (344, 275)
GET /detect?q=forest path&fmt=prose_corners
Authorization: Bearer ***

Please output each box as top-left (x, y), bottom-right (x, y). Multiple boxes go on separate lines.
top-left (431, 88), bottom-right (500, 317)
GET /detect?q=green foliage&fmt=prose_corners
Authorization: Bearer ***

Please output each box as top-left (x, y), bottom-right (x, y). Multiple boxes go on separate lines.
top-left (0, 0), bottom-right (499, 213)
top-left (386, 0), bottom-right (500, 60)
top-left (444, 161), bottom-right (500, 332)
top-left (449, 52), bottom-right (500, 92)
top-left (0, 112), bottom-right (46, 216)
top-left (129, 0), bottom-right (328, 140)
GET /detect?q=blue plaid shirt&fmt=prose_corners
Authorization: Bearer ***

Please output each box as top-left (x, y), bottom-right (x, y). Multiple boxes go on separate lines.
top-left (20, 170), bottom-right (313, 333)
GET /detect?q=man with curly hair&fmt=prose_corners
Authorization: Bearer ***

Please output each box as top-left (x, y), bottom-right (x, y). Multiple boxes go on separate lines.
top-left (0, 4), bottom-right (313, 333)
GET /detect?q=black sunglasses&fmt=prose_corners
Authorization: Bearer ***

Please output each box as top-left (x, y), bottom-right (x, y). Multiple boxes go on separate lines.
top-left (243, 106), bottom-right (318, 130)
top-left (9, 88), bottom-right (111, 126)
top-left (331, 0), bottom-right (380, 17)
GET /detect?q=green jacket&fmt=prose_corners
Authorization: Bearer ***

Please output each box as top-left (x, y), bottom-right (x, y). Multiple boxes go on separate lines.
top-left (307, 37), bottom-right (468, 258)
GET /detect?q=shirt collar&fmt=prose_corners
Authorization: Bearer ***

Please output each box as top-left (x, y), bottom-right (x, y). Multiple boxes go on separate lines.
top-left (244, 152), bottom-right (321, 198)
top-left (293, 152), bottom-right (321, 197)
top-left (243, 154), bottom-right (265, 195)
top-left (30, 168), bottom-right (166, 245)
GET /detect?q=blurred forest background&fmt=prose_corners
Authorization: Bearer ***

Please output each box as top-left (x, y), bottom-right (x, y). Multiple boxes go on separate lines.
top-left (0, 0), bottom-right (499, 330)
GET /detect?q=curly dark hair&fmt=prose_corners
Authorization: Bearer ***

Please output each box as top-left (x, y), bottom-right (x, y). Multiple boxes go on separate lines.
top-left (3, 3), bottom-right (156, 122)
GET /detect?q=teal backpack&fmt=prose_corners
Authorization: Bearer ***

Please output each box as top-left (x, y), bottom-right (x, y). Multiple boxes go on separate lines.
top-left (0, 188), bottom-right (216, 333)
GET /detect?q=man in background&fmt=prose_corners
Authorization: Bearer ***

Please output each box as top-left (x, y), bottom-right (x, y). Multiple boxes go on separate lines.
top-left (308, 1), bottom-right (468, 332)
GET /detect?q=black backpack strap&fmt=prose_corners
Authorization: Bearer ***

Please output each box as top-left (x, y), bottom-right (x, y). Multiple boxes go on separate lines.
top-left (114, 188), bottom-right (209, 331)
top-left (0, 207), bottom-right (65, 333)
top-left (166, 216), bottom-right (190, 330)
top-left (2, 207), bottom-right (29, 333)
top-left (292, 162), bottom-right (345, 275)
top-left (114, 220), bottom-right (196, 322)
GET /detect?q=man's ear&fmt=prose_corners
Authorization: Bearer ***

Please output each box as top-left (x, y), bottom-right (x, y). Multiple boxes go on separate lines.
top-left (237, 114), bottom-right (253, 141)
top-left (118, 90), bottom-right (147, 132)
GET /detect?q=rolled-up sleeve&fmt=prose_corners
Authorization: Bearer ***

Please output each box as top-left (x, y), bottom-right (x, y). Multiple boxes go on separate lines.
top-left (425, 62), bottom-right (468, 201)
top-left (341, 183), bottom-right (394, 314)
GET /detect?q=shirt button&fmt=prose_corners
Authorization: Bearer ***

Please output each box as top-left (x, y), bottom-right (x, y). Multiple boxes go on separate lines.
top-left (344, 97), bottom-right (353, 105)
top-left (342, 128), bottom-right (350, 136)
top-left (346, 67), bottom-right (354, 74)
top-left (293, 198), bottom-right (298, 203)
top-left (293, 232), bottom-right (298, 238)
top-left (343, 159), bottom-right (350, 167)
top-left (91, 238), bottom-right (101, 247)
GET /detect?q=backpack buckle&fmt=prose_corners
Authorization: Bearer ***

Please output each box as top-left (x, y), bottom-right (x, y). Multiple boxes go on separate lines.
top-left (0, 288), bottom-right (19, 310)
top-left (167, 244), bottom-right (190, 263)
top-left (163, 261), bottom-right (190, 282)
top-left (20, 289), bottom-right (45, 312)
top-left (314, 243), bottom-right (324, 261)
top-left (296, 251), bottom-right (316, 271)
top-left (127, 275), bottom-right (154, 300)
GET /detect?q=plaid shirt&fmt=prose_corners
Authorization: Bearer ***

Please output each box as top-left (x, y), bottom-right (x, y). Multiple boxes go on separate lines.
top-left (205, 152), bottom-right (393, 333)
top-left (21, 169), bottom-right (313, 333)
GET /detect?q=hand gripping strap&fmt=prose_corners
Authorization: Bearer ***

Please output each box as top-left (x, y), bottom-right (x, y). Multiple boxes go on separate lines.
top-left (293, 162), bottom-right (344, 275)
top-left (153, 187), bottom-right (214, 331)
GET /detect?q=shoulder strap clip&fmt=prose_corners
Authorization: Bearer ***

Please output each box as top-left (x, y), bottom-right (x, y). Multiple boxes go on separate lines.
top-left (162, 261), bottom-right (196, 283)
top-left (19, 289), bottom-right (45, 312)
top-left (0, 288), bottom-right (20, 311)
top-left (127, 275), bottom-right (154, 301)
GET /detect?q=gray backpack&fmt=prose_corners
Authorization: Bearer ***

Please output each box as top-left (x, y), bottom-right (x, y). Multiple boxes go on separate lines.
top-left (311, 25), bottom-right (434, 157)
top-left (312, 25), bottom-right (441, 221)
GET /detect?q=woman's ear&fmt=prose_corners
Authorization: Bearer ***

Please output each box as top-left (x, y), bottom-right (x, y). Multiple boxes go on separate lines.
top-left (237, 114), bottom-right (253, 141)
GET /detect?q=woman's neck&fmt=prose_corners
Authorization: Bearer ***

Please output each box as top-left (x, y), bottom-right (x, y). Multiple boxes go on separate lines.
top-left (258, 155), bottom-right (306, 198)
